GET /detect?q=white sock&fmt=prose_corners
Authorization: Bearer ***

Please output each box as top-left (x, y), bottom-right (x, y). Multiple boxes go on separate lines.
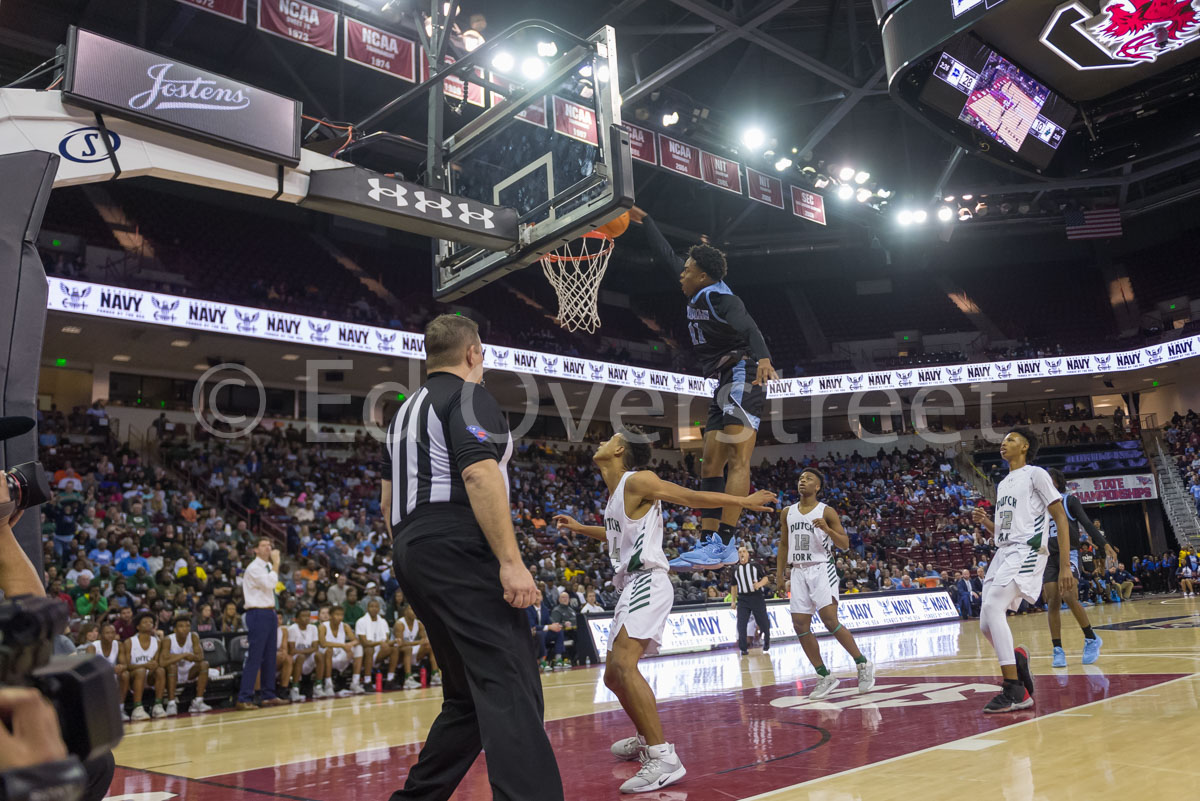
top-left (324, 678), bottom-right (333, 689)
top-left (386, 673), bottom-right (394, 681)
top-left (646, 743), bottom-right (675, 760)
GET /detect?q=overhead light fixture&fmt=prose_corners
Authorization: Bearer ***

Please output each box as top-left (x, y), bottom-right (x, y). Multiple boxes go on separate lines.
top-left (837, 184), bottom-right (854, 200)
top-left (774, 157), bottom-right (793, 171)
top-left (897, 210), bottom-right (913, 226)
top-left (813, 174), bottom-right (830, 189)
top-left (192, 363), bottom-right (208, 370)
top-left (595, 64), bottom-right (610, 82)
top-left (60, 325), bottom-right (81, 334)
top-left (662, 111), bottom-right (679, 127)
top-left (536, 41), bottom-right (558, 58)
top-left (961, 193), bottom-right (974, 201)
top-left (492, 51), bottom-right (515, 73)
top-left (741, 127), bottom-right (766, 150)
top-left (112, 354), bottom-right (131, 362)
top-left (855, 187), bottom-right (872, 202)
top-left (958, 206), bottom-right (973, 221)
top-left (854, 170), bottom-right (870, 184)
top-left (837, 166), bottom-right (856, 182)
top-left (912, 209), bottom-right (928, 224)
top-left (521, 57), bottom-right (545, 80)
top-left (944, 195), bottom-right (956, 202)
top-left (937, 206), bottom-right (954, 222)
top-left (461, 29), bottom-right (485, 52)
top-left (282, 353), bottom-right (300, 361)
top-left (377, 365), bottom-right (393, 372)
top-left (876, 188), bottom-right (892, 199)
top-left (170, 339), bottom-right (190, 348)
top-left (578, 63), bottom-right (593, 77)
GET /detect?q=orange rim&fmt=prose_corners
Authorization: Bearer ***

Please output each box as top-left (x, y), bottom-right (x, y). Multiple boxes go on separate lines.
top-left (541, 231), bottom-right (614, 263)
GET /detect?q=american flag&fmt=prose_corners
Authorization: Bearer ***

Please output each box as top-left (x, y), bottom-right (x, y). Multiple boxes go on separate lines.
top-left (1064, 208), bottom-right (1123, 240)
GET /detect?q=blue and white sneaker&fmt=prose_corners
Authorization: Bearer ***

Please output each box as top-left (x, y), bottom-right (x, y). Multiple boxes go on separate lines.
top-left (1051, 646), bottom-right (1067, 668)
top-left (1082, 635), bottom-right (1102, 665)
top-left (672, 534), bottom-right (739, 569)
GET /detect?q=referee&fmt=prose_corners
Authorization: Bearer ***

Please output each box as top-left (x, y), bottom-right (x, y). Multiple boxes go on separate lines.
top-left (731, 546), bottom-right (771, 656)
top-left (382, 314), bottom-right (562, 801)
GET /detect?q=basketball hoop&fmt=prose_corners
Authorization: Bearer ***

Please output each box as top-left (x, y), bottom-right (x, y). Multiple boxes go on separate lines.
top-left (540, 231), bottom-right (614, 334)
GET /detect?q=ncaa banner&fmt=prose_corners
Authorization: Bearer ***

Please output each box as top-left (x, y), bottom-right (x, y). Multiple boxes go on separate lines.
top-left (258, 0), bottom-right (338, 55)
top-left (344, 19), bottom-right (415, 81)
top-left (1066, 474), bottom-right (1158, 504)
top-left (173, 0), bottom-right (246, 22)
top-left (588, 591), bottom-right (960, 660)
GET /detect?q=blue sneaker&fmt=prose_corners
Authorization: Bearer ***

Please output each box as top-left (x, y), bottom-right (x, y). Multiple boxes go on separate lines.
top-left (1082, 636), bottom-right (1102, 665)
top-left (1051, 646), bottom-right (1067, 668)
top-left (668, 556), bottom-right (693, 571)
top-left (675, 534), bottom-right (739, 568)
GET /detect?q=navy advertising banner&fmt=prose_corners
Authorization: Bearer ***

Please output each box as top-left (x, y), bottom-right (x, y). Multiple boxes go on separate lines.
top-left (63, 27), bottom-right (301, 165)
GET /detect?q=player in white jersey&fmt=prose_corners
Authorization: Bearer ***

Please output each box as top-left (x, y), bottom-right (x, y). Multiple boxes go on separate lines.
top-left (355, 599), bottom-right (400, 689)
top-left (555, 425), bottom-right (775, 794)
top-left (120, 612), bottom-right (168, 721)
top-left (972, 428), bottom-right (1074, 714)
top-left (161, 614), bottom-right (212, 715)
top-left (287, 611), bottom-right (325, 701)
top-left (318, 605), bottom-right (364, 697)
top-left (394, 603), bottom-right (440, 689)
top-left (775, 468), bottom-right (876, 700)
top-left (91, 622), bottom-right (130, 721)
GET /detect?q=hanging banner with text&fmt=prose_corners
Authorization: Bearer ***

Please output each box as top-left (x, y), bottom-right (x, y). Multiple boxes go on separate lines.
top-left (489, 76), bottom-right (548, 127)
top-left (746, 167), bottom-right (785, 209)
top-left (658, 134), bottom-right (702, 180)
top-left (344, 18), bottom-right (415, 81)
top-left (1066, 474), bottom-right (1159, 504)
top-left (257, 0), bottom-right (338, 55)
top-left (792, 185), bottom-right (827, 226)
top-left (700, 151), bottom-right (743, 194)
top-left (627, 123), bottom-right (657, 164)
top-left (553, 96), bottom-right (599, 146)
top-left (174, 0), bottom-right (246, 22)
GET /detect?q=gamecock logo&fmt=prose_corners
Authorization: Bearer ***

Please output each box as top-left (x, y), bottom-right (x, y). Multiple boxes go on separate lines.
top-left (1041, 0), bottom-right (1200, 69)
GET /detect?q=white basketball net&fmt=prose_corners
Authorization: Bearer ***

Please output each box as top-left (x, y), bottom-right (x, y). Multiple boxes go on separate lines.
top-left (539, 233), bottom-right (614, 334)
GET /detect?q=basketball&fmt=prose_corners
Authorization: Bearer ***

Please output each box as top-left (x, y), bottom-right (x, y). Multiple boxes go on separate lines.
top-left (595, 211), bottom-right (631, 239)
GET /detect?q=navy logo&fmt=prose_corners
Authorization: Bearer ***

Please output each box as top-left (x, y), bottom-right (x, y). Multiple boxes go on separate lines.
top-left (848, 375), bottom-right (864, 391)
top-left (491, 348), bottom-right (510, 367)
top-left (672, 376), bottom-right (686, 392)
top-left (632, 369), bottom-right (646, 386)
top-left (58, 126), bottom-right (122, 164)
top-left (376, 331), bottom-right (396, 352)
top-left (797, 379), bottom-right (814, 395)
top-left (947, 367), bottom-right (963, 381)
top-left (541, 355), bottom-right (559, 375)
top-left (897, 371), bottom-right (914, 387)
top-left (234, 310), bottom-right (259, 332)
top-left (1095, 355), bottom-right (1112, 370)
top-left (589, 362), bottom-right (605, 381)
top-left (1146, 346), bottom-right (1163, 364)
top-left (59, 282), bottom-right (91, 310)
top-left (308, 321), bottom-right (331, 343)
top-left (152, 297), bottom-right (179, 322)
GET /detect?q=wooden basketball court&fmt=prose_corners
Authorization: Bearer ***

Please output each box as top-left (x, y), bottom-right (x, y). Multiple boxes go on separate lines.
top-left (108, 596), bottom-right (1200, 800)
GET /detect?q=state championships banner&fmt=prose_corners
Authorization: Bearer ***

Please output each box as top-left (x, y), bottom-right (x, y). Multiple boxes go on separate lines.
top-left (1066, 474), bottom-right (1158, 504)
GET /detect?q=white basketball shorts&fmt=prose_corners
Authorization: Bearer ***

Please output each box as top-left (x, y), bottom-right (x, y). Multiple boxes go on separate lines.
top-left (609, 571), bottom-right (673, 657)
top-left (983, 546), bottom-right (1049, 610)
top-left (789, 562), bottom-right (839, 615)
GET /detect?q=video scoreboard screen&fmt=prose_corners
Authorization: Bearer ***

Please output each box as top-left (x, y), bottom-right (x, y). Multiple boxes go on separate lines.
top-left (917, 35), bottom-right (1075, 170)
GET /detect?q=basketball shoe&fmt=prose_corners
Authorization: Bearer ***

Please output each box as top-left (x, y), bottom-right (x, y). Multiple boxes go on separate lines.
top-left (1082, 635), bottom-right (1103, 665)
top-left (1051, 646), bottom-right (1067, 668)
top-left (611, 734), bottom-right (647, 761)
top-left (809, 673), bottom-right (839, 700)
top-left (982, 680), bottom-right (1033, 713)
top-left (671, 534), bottom-right (739, 569)
top-left (620, 744), bottom-right (686, 794)
top-left (1014, 646), bottom-right (1035, 700)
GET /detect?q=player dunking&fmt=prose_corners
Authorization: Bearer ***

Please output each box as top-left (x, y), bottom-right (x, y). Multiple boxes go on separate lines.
top-left (1044, 468), bottom-right (1115, 667)
top-left (972, 428), bottom-right (1074, 713)
top-left (776, 468), bottom-right (875, 698)
top-left (554, 426), bottom-right (775, 793)
top-left (634, 209), bottom-right (778, 569)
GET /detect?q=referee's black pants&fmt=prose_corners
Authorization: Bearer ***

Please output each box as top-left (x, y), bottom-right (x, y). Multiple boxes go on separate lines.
top-left (736, 592), bottom-right (770, 653)
top-left (391, 522), bottom-right (563, 801)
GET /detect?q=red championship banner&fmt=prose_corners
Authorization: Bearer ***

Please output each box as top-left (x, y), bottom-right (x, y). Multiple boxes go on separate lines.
top-left (257, 0), bottom-right (338, 55)
top-left (174, 0), bottom-right (246, 22)
top-left (489, 77), bottom-right (547, 127)
top-left (420, 51), bottom-right (464, 101)
top-left (657, 134), bottom-right (702, 180)
top-left (791, 186), bottom-right (827, 226)
top-left (746, 167), bottom-right (785, 209)
top-left (700, 151), bottom-right (742, 195)
top-left (467, 66), bottom-right (486, 107)
top-left (344, 18), bottom-right (415, 81)
top-left (627, 124), bottom-right (656, 165)
top-left (553, 96), bottom-right (598, 146)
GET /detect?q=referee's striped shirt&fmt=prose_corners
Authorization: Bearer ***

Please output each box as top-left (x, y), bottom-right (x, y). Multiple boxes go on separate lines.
top-left (382, 372), bottom-right (513, 529)
top-left (734, 562), bottom-right (762, 596)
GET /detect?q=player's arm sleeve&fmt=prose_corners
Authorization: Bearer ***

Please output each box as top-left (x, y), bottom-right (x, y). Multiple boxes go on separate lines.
top-left (640, 215), bottom-right (685, 275)
top-left (713, 294), bottom-right (772, 362)
top-left (1069, 496), bottom-right (1107, 546)
top-left (448, 386), bottom-right (509, 472)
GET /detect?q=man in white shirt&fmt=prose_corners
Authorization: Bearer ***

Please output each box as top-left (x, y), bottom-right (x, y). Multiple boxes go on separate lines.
top-left (354, 599), bottom-right (399, 688)
top-left (235, 537), bottom-right (287, 710)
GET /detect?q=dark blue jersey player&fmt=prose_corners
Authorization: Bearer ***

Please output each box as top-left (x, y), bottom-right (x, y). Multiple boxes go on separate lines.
top-left (634, 208), bottom-right (778, 568)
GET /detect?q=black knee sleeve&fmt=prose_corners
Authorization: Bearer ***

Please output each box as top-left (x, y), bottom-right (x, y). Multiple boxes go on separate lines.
top-left (699, 476), bottom-right (724, 523)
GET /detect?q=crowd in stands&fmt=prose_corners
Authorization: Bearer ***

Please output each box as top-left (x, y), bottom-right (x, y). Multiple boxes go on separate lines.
top-left (1164, 409), bottom-right (1200, 516)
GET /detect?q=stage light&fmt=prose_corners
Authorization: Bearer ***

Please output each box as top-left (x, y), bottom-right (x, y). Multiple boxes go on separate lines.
top-left (492, 51), bottom-right (515, 72)
top-left (837, 184), bottom-right (854, 200)
top-left (876, 188), bottom-right (892, 199)
top-left (662, 111), bottom-right (679, 127)
top-left (837, 165), bottom-right (856, 181)
top-left (741, 127), bottom-right (766, 150)
top-left (961, 193), bottom-right (973, 201)
top-left (578, 63), bottom-right (592, 77)
top-left (775, 157), bottom-right (793, 171)
top-left (856, 188), bottom-right (872, 202)
top-left (536, 41), bottom-right (558, 58)
top-left (958, 207), bottom-right (973, 221)
top-left (814, 174), bottom-right (830, 189)
top-left (461, 29), bottom-right (485, 51)
top-left (521, 57), bottom-right (545, 80)
top-left (937, 206), bottom-right (954, 222)
top-left (912, 209), bottom-right (928, 224)
top-left (596, 64), bottom-right (610, 82)
top-left (898, 210), bottom-right (914, 226)
top-left (944, 195), bottom-right (955, 202)
top-left (854, 170), bottom-right (870, 184)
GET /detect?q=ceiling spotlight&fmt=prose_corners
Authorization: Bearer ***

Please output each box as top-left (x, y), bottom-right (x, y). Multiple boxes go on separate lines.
top-left (461, 29), bottom-right (485, 51)
top-left (595, 64), bottom-right (610, 82)
top-left (813, 174), bottom-right (830, 189)
top-left (837, 184), bottom-right (854, 200)
top-left (774, 157), bottom-right (793, 171)
top-left (662, 111), bottom-right (679, 127)
top-left (837, 166), bottom-right (856, 182)
top-left (898, 210), bottom-right (914, 226)
top-left (855, 187), bottom-right (872, 202)
top-left (578, 63), bottom-right (593, 77)
top-left (943, 195), bottom-right (956, 202)
top-left (854, 170), bottom-right (870, 184)
top-left (492, 51), bottom-right (515, 73)
top-left (937, 206), bottom-right (954, 222)
top-left (961, 193), bottom-right (974, 201)
top-left (536, 41), bottom-right (558, 58)
top-left (912, 209), bottom-right (928, 224)
top-left (521, 57), bottom-right (545, 80)
top-left (60, 325), bottom-right (82, 334)
top-left (876, 188), bottom-right (892, 199)
top-left (112, 354), bottom-right (131, 362)
top-left (958, 207), bottom-right (973, 221)
top-left (741, 127), bottom-right (766, 150)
